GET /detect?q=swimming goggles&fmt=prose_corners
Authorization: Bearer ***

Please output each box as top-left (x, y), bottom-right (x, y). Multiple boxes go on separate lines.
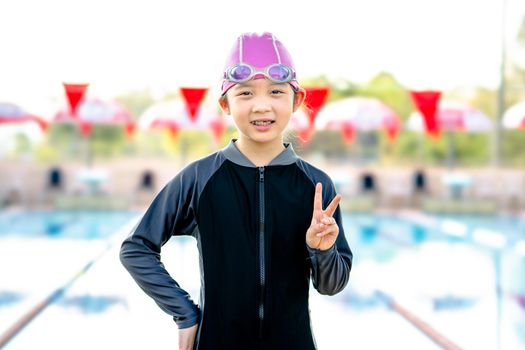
top-left (224, 63), bottom-right (296, 84)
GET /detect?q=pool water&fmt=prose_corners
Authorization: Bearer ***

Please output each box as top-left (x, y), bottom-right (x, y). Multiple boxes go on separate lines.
top-left (0, 210), bottom-right (139, 239)
top-left (1, 210), bottom-right (524, 349)
top-left (341, 212), bottom-right (525, 350)
top-left (0, 210), bottom-right (141, 349)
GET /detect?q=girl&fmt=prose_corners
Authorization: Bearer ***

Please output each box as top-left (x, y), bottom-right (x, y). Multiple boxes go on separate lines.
top-left (120, 32), bottom-right (352, 350)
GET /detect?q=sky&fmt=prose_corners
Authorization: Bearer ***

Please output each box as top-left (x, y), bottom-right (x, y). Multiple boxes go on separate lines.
top-left (0, 0), bottom-right (524, 116)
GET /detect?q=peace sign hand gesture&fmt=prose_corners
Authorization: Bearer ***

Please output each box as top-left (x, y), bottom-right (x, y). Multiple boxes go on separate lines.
top-left (306, 183), bottom-right (342, 251)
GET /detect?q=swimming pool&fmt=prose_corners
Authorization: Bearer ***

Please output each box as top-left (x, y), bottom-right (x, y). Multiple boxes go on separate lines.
top-left (0, 210), bottom-right (523, 349)
top-left (0, 210), bottom-right (139, 239)
top-left (341, 212), bottom-right (525, 350)
top-left (0, 210), bottom-right (140, 349)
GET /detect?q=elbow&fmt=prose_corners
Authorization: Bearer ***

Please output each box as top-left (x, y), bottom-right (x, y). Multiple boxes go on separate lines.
top-left (119, 239), bottom-right (159, 273)
top-left (316, 260), bottom-right (352, 296)
top-left (119, 242), bottom-right (135, 271)
top-left (318, 273), bottom-right (350, 296)
top-left (119, 244), bottom-right (130, 269)
top-left (318, 289), bottom-right (340, 297)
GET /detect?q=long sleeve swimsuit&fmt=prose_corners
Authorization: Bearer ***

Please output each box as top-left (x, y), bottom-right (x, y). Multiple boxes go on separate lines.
top-left (120, 140), bottom-right (353, 350)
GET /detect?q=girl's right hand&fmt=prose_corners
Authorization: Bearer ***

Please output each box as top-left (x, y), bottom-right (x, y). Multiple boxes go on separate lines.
top-left (178, 323), bottom-right (198, 350)
top-left (305, 182), bottom-right (342, 251)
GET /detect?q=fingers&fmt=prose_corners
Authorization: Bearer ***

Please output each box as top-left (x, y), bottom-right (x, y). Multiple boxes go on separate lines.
top-left (313, 183), bottom-right (322, 212)
top-left (316, 216), bottom-right (338, 237)
top-left (316, 217), bottom-right (339, 238)
top-left (322, 216), bottom-right (336, 225)
top-left (313, 182), bottom-right (342, 220)
top-left (324, 194), bottom-right (342, 217)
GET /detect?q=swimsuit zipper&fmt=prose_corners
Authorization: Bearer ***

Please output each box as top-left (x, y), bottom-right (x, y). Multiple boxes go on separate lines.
top-left (258, 166), bottom-right (266, 339)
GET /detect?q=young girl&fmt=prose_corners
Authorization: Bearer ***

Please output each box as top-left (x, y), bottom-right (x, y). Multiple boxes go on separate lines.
top-left (120, 32), bottom-right (353, 350)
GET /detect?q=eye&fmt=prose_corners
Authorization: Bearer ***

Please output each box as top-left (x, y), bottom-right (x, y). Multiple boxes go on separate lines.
top-left (271, 89), bottom-right (285, 95)
top-left (237, 91), bottom-right (252, 96)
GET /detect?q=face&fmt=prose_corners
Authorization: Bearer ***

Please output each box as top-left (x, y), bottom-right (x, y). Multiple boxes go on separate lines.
top-left (219, 78), bottom-right (305, 147)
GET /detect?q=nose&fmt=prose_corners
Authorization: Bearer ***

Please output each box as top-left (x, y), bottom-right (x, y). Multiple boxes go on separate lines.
top-left (251, 96), bottom-right (272, 113)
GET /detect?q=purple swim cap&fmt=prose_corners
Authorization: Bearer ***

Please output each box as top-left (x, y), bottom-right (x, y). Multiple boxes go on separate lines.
top-left (221, 32), bottom-right (300, 95)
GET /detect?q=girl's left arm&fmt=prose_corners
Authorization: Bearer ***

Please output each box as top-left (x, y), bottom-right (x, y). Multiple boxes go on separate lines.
top-left (307, 181), bottom-right (353, 295)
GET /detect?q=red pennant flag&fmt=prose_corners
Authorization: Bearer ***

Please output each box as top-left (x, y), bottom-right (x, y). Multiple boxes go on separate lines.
top-left (385, 127), bottom-right (399, 143)
top-left (302, 87), bottom-right (330, 128)
top-left (151, 119), bottom-right (180, 139)
top-left (209, 117), bottom-right (226, 144)
top-left (180, 87), bottom-right (208, 123)
top-left (168, 124), bottom-right (180, 139)
top-left (384, 117), bottom-right (400, 143)
top-left (63, 83), bottom-right (88, 117)
top-left (124, 123), bottom-right (136, 138)
top-left (409, 90), bottom-right (441, 138)
top-left (79, 122), bottom-right (92, 137)
top-left (297, 126), bottom-right (314, 143)
top-left (341, 122), bottom-right (355, 144)
top-left (35, 118), bottom-right (48, 132)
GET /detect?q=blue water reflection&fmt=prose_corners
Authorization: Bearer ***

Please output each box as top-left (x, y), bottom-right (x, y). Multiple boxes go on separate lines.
top-left (57, 294), bottom-right (127, 314)
top-left (0, 211), bottom-right (138, 239)
top-left (432, 295), bottom-right (478, 311)
top-left (0, 291), bottom-right (24, 308)
top-left (342, 212), bottom-right (525, 350)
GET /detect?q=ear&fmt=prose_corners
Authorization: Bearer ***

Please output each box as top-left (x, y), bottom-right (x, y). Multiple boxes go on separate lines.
top-left (292, 88), bottom-right (306, 113)
top-left (218, 96), bottom-right (230, 115)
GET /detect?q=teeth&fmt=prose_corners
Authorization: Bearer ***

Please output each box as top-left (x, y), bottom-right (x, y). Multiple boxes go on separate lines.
top-left (253, 121), bottom-right (273, 126)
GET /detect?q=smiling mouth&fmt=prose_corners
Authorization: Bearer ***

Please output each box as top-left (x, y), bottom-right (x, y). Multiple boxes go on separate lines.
top-left (251, 120), bottom-right (275, 126)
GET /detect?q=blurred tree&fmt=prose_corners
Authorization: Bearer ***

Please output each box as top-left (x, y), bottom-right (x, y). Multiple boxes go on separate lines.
top-left (451, 133), bottom-right (491, 166)
top-left (441, 87), bottom-right (496, 167)
top-left (160, 90), bottom-right (181, 101)
top-left (12, 133), bottom-right (31, 157)
top-left (115, 89), bottom-right (155, 121)
top-left (45, 123), bottom-right (81, 159)
top-left (502, 130), bottom-right (525, 166)
top-left (356, 72), bottom-right (414, 119)
top-left (43, 123), bottom-right (134, 164)
top-left (297, 130), bottom-right (352, 161)
top-left (517, 16), bottom-right (525, 47)
top-left (90, 126), bottom-right (128, 158)
top-left (501, 14), bottom-right (525, 166)
top-left (358, 72), bottom-right (419, 165)
top-left (300, 75), bottom-right (358, 102)
top-left (34, 142), bottom-right (60, 162)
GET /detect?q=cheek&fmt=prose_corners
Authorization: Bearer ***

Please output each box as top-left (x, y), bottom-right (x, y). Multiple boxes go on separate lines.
top-left (279, 98), bottom-right (295, 114)
top-left (229, 103), bottom-right (249, 117)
